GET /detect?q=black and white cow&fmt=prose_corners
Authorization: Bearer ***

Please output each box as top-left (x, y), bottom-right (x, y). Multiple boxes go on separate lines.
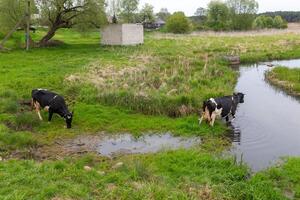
top-left (199, 93), bottom-right (245, 126)
top-left (31, 89), bottom-right (73, 129)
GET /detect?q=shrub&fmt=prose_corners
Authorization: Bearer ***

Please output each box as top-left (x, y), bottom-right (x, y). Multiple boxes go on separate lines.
top-left (253, 15), bottom-right (287, 29)
top-left (273, 15), bottom-right (288, 29)
top-left (166, 12), bottom-right (191, 34)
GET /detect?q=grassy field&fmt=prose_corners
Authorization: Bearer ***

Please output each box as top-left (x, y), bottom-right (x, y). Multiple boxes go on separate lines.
top-left (1, 28), bottom-right (300, 199)
top-left (266, 67), bottom-right (300, 97)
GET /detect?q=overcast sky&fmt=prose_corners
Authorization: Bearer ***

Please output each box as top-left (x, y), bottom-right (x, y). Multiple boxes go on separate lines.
top-left (139, 0), bottom-right (300, 16)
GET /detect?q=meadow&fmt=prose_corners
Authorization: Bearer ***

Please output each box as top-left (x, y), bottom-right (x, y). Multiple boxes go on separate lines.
top-left (1, 28), bottom-right (300, 199)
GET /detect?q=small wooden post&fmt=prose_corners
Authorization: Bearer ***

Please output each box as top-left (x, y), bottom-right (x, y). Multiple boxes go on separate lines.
top-left (26, 0), bottom-right (31, 51)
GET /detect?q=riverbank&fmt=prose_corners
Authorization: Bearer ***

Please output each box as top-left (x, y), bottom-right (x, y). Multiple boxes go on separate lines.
top-left (266, 67), bottom-right (300, 97)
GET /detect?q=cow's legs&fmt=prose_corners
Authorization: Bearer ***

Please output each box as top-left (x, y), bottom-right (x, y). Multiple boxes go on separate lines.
top-left (48, 110), bottom-right (53, 122)
top-left (210, 112), bottom-right (216, 126)
top-left (226, 116), bottom-right (229, 122)
top-left (34, 102), bottom-right (43, 121)
top-left (199, 111), bottom-right (205, 125)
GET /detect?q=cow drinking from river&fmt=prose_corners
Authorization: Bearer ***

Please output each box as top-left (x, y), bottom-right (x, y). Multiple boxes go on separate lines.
top-left (31, 89), bottom-right (73, 129)
top-left (199, 93), bottom-right (245, 126)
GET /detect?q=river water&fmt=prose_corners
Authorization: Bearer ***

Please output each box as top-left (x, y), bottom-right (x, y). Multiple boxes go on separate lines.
top-left (231, 59), bottom-right (300, 171)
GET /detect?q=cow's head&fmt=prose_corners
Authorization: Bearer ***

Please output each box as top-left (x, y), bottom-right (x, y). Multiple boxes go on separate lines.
top-left (234, 92), bottom-right (245, 103)
top-left (65, 112), bottom-right (73, 129)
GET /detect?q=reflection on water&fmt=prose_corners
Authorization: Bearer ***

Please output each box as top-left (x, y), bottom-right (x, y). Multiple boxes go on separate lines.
top-left (229, 59), bottom-right (300, 172)
top-left (97, 133), bottom-right (201, 157)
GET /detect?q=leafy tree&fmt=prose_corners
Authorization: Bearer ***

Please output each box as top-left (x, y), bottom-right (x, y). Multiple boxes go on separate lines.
top-left (252, 15), bottom-right (266, 29)
top-left (166, 12), bottom-right (190, 34)
top-left (139, 3), bottom-right (155, 23)
top-left (273, 15), bottom-right (287, 29)
top-left (0, 0), bottom-right (37, 47)
top-left (194, 7), bottom-right (206, 17)
top-left (264, 16), bottom-right (275, 28)
top-left (207, 0), bottom-right (230, 31)
top-left (119, 0), bottom-right (139, 23)
top-left (37, 0), bottom-right (107, 45)
top-left (252, 15), bottom-right (287, 29)
top-left (0, 0), bottom-right (36, 32)
top-left (156, 8), bottom-right (170, 21)
top-left (226, 0), bottom-right (258, 30)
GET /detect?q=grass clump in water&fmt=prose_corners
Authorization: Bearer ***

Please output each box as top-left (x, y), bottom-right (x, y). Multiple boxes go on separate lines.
top-left (266, 66), bottom-right (300, 97)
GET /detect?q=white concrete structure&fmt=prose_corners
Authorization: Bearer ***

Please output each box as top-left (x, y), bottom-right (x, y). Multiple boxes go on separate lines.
top-left (101, 24), bottom-right (144, 46)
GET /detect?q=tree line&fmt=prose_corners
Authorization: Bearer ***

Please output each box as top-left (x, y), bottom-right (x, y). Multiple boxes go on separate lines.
top-left (0, 0), bottom-right (293, 46)
top-left (260, 11), bottom-right (300, 23)
top-left (191, 0), bottom-right (288, 31)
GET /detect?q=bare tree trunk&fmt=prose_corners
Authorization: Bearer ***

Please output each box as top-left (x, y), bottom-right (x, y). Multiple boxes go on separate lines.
top-left (38, 26), bottom-right (58, 46)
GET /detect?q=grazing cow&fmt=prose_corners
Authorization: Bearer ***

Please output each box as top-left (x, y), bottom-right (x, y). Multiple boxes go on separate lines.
top-left (31, 89), bottom-right (73, 129)
top-left (199, 93), bottom-right (245, 126)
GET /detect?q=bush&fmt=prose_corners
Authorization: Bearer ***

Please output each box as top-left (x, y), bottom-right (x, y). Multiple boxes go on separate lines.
top-left (166, 12), bottom-right (191, 34)
top-left (273, 15), bottom-right (288, 29)
top-left (253, 15), bottom-right (287, 29)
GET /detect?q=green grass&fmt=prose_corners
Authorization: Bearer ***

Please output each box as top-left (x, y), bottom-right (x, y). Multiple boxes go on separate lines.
top-left (1, 152), bottom-right (300, 200)
top-left (1, 28), bottom-right (300, 199)
top-left (266, 67), bottom-right (300, 96)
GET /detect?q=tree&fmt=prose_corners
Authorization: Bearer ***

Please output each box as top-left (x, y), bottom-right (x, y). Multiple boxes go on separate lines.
top-left (207, 0), bottom-right (230, 31)
top-left (194, 7), bottom-right (206, 17)
top-left (253, 15), bottom-right (287, 29)
top-left (156, 8), bottom-right (170, 21)
top-left (37, 0), bottom-right (107, 45)
top-left (226, 0), bottom-right (258, 30)
top-left (0, 0), bottom-right (36, 31)
top-left (139, 3), bottom-right (155, 23)
top-left (273, 15), bottom-right (287, 29)
top-left (0, 0), bottom-right (37, 48)
top-left (119, 0), bottom-right (139, 23)
top-left (107, 0), bottom-right (121, 23)
top-left (252, 15), bottom-right (265, 29)
top-left (166, 12), bottom-right (190, 34)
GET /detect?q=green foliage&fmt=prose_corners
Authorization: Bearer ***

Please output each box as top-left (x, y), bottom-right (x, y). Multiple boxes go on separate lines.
top-left (261, 11), bottom-right (300, 23)
top-left (0, 0), bottom-right (36, 32)
top-left (253, 15), bottom-right (287, 29)
top-left (226, 0), bottom-right (259, 30)
top-left (207, 0), bottom-right (230, 31)
top-left (37, 0), bottom-right (107, 44)
top-left (138, 3), bottom-right (155, 23)
top-left (273, 16), bottom-right (288, 29)
top-left (166, 12), bottom-right (191, 34)
top-left (119, 0), bottom-right (139, 23)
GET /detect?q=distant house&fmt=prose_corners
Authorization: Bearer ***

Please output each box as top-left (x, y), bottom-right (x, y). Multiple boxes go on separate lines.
top-left (143, 18), bottom-right (166, 30)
